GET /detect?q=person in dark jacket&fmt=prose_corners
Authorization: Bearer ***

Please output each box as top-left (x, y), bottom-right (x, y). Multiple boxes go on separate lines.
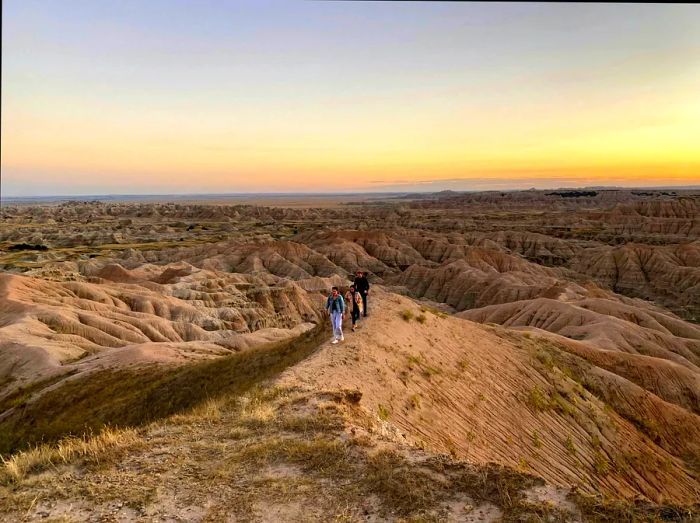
top-left (353, 271), bottom-right (370, 317)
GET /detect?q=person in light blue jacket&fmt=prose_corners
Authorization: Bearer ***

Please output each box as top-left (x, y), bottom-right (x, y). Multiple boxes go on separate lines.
top-left (325, 286), bottom-right (345, 344)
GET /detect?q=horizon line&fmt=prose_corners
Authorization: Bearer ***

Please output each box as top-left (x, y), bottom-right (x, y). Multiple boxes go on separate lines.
top-left (3, 184), bottom-right (700, 202)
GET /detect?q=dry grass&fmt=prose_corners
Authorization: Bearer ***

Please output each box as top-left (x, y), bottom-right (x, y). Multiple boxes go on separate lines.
top-left (531, 430), bottom-right (542, 449)
top-left (571, 492), bottom-right (697, 523)
top-left (238, 396), bottom-right (277, 429)
top-left (279, 412), bottom-right (345, 434)
top-left (0, 321), bottom-right (328, 454)
top-left (533, 348), bottom-right (555, 370)
top-left (232, 436), bottom-right (353, 478)
top-left (419, 305), bottom-right (447, 319)
top-left (170, 397), bottom-right (226, 425)
top-left (364, 450), bottom-right (447, 517)
top-left (550, 391), bottom-right (575, 416)
top-left (406, 354), bottom-right (422, 370)
top-left (593, 450), bottom-right (611, 476)
top-left (377, 403), bottom-right (391, 421)
top-left (0, 426), bottom-right (140, 485)
top-left (2, 380), bottom-right (693, 522)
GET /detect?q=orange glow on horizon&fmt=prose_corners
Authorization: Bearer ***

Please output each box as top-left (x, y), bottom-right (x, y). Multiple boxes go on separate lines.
top-left (3, 2), bottom-right (699, 194)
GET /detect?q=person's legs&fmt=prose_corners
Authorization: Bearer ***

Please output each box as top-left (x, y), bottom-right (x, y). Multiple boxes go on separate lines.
top-left (331, 311), bottom-right (343, 342)
top-left (362, 292), bottom-right (368, 317)
top-left (329, 313), bottom-right (338, 341)
top-left (352, 308), bottom-right (359, 330)
top-left (335, 312), bottom-right (342, 339)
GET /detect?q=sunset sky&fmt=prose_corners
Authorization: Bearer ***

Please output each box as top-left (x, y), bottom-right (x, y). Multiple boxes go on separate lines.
top-left (2, 1), bottom-right (700, 196)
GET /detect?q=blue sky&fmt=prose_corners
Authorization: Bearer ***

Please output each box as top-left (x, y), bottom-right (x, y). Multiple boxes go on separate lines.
top-left (3, 1), bottom-right (700, 195)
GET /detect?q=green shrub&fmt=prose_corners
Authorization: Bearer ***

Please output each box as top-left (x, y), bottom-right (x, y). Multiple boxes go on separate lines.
top-left (526, 385), bottom-right (549, 412)
top-left (564, 434), bottom-right (576, 455)
top-left (593, 450), bottom-right (610, 475)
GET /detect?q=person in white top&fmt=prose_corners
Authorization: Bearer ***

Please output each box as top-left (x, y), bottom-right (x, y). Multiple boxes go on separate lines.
top-left (344, 285), bottom-right (363, 332)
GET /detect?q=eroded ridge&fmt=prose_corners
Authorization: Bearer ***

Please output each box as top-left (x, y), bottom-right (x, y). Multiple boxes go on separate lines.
top-left (1, 190), bottom-right (699, 520)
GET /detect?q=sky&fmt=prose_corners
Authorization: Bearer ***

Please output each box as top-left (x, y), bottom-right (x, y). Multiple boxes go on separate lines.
top-left (2, 0), bottom-right (700, 196)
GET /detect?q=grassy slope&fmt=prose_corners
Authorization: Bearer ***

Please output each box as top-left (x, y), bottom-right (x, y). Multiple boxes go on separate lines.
top-left (0, 322), bottom-right (328, 454)
top-left (1, 384), bottom-right (697, 522)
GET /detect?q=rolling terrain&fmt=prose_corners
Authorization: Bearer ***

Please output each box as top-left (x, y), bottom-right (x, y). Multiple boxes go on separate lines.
top-left (1, 189), bottom-right (699, 521)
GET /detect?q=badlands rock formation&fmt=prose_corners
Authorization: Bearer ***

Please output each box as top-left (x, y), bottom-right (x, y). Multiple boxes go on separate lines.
top-left (1, 189), bottom-right (699, 517)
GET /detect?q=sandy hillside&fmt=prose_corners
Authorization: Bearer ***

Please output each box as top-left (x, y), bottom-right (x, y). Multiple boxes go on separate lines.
top-left (281, 289), bottom-right (700, 505)
top-left (2, 289), bottom-right (698, 521)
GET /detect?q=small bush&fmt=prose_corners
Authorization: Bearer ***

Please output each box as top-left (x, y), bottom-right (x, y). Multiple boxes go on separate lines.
top-left (406, 355), bottom-right (424, 371)
top-left (564, 434), bottom-right (576, 455)
top-left (550, 392), bottom-right (574, 416)
top-left (531, 430), bottom-right (542, 449)
top-left (593, 450), bottom-right (610, 475)
top-left (534, 350), bottom-right (554, 370)
top-left (401, 310), bottom-right (414, 321)
top-left (632, 415), bottom-right (662, 443)
top-left (420, 305), bottom-right (447, 318)
top-left (421, 366), bottom-right (441, 380)
top-left (526, 385), bottom-right (549, 412)
top-left (378, 404), bottom-right (390, 421)
top-left (415, 314), bottom-right (427, 324)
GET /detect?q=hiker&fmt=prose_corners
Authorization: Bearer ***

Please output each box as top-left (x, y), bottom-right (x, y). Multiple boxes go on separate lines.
top-left (353, 270), bottom-right (370, 317)
top-left (344, 285), bottom-right (363, 332)
top-left (325, 286), bottom-right (345, 344)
